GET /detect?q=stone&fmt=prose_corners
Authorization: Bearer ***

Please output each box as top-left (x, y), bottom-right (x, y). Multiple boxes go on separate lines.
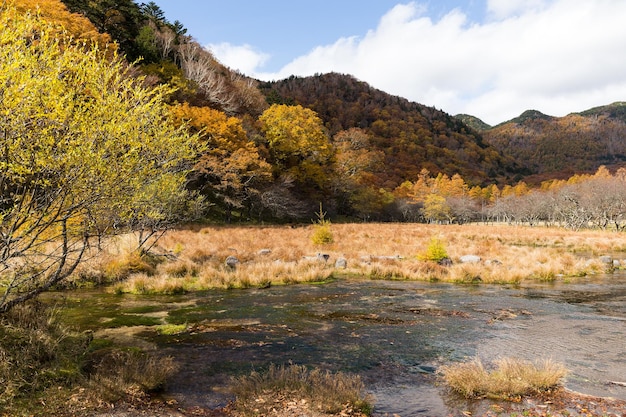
top-left (415, 365), bottom-right (437, 374)
top-left (599, 255), bottom-right (613, 264)
top-left (335, 257), bottom-right (347, 269)
top-left (438, 257), bottom-right (453, 267)
top-left (459, 255), bottom-right (481, 264)
top-left (302, 253), bottom-right (330, 263)
top-left (258, 249), bottom-right (272, 255)
top-left (317, 253), bottom-right (330, 262)
top-left (225, 255), bottom-right (239, 268)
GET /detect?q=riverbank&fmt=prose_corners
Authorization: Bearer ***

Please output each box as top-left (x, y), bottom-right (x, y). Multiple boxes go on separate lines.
top-left (75, 223), bottom-right (626, 295)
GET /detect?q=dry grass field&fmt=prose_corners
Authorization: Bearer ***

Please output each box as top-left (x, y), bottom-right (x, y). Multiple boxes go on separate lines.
top-left (79, 223), bottom-right (626, 294)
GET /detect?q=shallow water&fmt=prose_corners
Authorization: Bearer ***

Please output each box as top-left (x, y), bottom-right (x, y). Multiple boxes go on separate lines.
top-left (55, 274), bottom-right (626, 416)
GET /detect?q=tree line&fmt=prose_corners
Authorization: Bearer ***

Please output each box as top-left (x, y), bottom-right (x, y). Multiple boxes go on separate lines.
top-left (395, 166), bottom-right (626, 231)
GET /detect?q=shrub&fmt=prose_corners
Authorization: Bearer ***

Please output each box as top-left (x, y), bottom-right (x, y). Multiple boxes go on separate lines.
top-left (312, 222), bottom-right (334, 245)
top-left (440, 357), bottom-right (567, 399)
top-left (231, 364), bottom-right (372, 416)
top-left (311, 203), bottom-right (334, 245)
top-left (418, 236), bottom-right (449, 262)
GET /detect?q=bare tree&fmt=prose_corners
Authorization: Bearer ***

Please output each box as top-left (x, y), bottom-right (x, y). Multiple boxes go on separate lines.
top-left (176, 42), bottom-right (237, 113)
top-left (257, 176), bottom-right (309, 220)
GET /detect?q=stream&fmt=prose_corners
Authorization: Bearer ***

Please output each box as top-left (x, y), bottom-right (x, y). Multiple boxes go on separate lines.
top-left (56, 274), bottom-right (626, 416)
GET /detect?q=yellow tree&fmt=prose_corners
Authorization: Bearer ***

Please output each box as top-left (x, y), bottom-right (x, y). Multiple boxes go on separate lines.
top-left (409, 169), bottom-right (434, 203)
top-left (170, 103), bottom-right (271, 218)
top-left (259, 104), bottom-right (333, 187)
top-left (421, 194), bottom-right (452, 223)
top-left (0, 8), bottom-right (198, 313)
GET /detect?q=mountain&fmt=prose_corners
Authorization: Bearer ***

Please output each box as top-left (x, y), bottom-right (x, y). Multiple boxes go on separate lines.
top-left (259, 73), bottom-right (521, 188)
top-left (505, 109), bottom-right (554, 125)
top-left (58, 0), bottom-right (625, 189)
top-left (578, 101), bottom-right (626, 122)
top-left (454, 114), bottom-right (491, 131)
top-left (482, 102), bottom-right (626, 181)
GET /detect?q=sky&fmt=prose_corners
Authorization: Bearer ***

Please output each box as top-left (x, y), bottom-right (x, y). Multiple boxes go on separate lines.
top-left (154, 0), bottom-right (626, 125)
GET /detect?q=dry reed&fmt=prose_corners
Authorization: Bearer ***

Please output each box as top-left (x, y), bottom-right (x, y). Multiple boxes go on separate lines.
top-left (440, 357), bottom-right (568, 399)
top-left (94, 223), bottom-right (624, 294)
top-left (231, 363), bottom-right (372, 416)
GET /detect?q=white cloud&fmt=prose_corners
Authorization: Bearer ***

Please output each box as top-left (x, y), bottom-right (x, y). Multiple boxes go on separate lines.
top-left (486, 0), bottom-right (547, 20)
top-left (207, 42), bottom-right (269, 74)
top-left (254, 0), bottom-right (626, 125)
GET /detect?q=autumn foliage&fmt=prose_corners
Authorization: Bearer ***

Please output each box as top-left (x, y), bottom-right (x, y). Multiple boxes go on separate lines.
top-left (0, 6), bottom-right (198, 312)
top-left (485, 107), bottom-right (626, 178)
top-left (13, 0), bottom-right (112, 48)
top-left (3, 0), bottom-right (625, 226)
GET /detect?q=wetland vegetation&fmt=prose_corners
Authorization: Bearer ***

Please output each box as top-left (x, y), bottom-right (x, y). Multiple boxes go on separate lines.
top-left (3, 223), bottom-right (626, 416)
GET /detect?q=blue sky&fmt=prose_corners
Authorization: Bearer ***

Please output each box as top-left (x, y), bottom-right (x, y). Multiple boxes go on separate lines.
top-left (153, 1), bottom-right (626, 125)
top-left (155, 1), bottom-right (483, 72)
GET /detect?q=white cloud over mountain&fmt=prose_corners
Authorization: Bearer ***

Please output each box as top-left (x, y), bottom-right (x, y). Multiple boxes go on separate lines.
top-left (210, 1), bottom-right (626, 125)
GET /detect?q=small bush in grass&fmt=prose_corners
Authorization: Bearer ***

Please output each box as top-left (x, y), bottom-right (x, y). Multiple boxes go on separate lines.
top-left (440, 357), bottom-right (567, 399)
top-left (231, 364), bottom-right (372, 416)
top-left (418, 236), bottom-right (449, 263)
top-left (311, 203), bottom-right (334, 245)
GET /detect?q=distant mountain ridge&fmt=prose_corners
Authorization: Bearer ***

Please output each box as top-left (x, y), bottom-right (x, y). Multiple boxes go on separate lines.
top-left (454, 114), bottom-right (492, 131)
top-left (476, 102), bottom-right (626, 181)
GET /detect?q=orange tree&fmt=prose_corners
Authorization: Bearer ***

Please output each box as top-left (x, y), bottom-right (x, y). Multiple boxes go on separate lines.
top-left (171, 103), bottom-right (271, 219)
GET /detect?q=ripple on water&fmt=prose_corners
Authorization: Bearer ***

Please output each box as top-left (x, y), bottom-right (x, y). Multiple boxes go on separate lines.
top-left (52, 274), bottom-right (626, 415)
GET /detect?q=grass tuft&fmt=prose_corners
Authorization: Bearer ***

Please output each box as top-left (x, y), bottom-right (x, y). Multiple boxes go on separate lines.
top-left (231, 363), bottom-right (372, 416)
top-left (0, 302), bottom-right (178, 415)
top-left (440, 357), bottom-right (567, 400)
top-left (85, 348), bottom-right (177, 401)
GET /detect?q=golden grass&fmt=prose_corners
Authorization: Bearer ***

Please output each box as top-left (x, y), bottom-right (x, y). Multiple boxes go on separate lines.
top-left (231, 364), bottom-right (372, 416)
top-left (86, 348), bottom-right (178, 402)
top-left (440, 357), bottom-right (568, 399)
top-left (93, 223), bottom-right (625, 294)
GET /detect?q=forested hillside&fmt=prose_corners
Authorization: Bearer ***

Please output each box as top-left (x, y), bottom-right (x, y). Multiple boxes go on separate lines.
top-left (259, 74), bottom-right (522, 189)
top-left (483, 104), bottom-right (626, 182)
top-left (60, 0), bottom-right (267, 116)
